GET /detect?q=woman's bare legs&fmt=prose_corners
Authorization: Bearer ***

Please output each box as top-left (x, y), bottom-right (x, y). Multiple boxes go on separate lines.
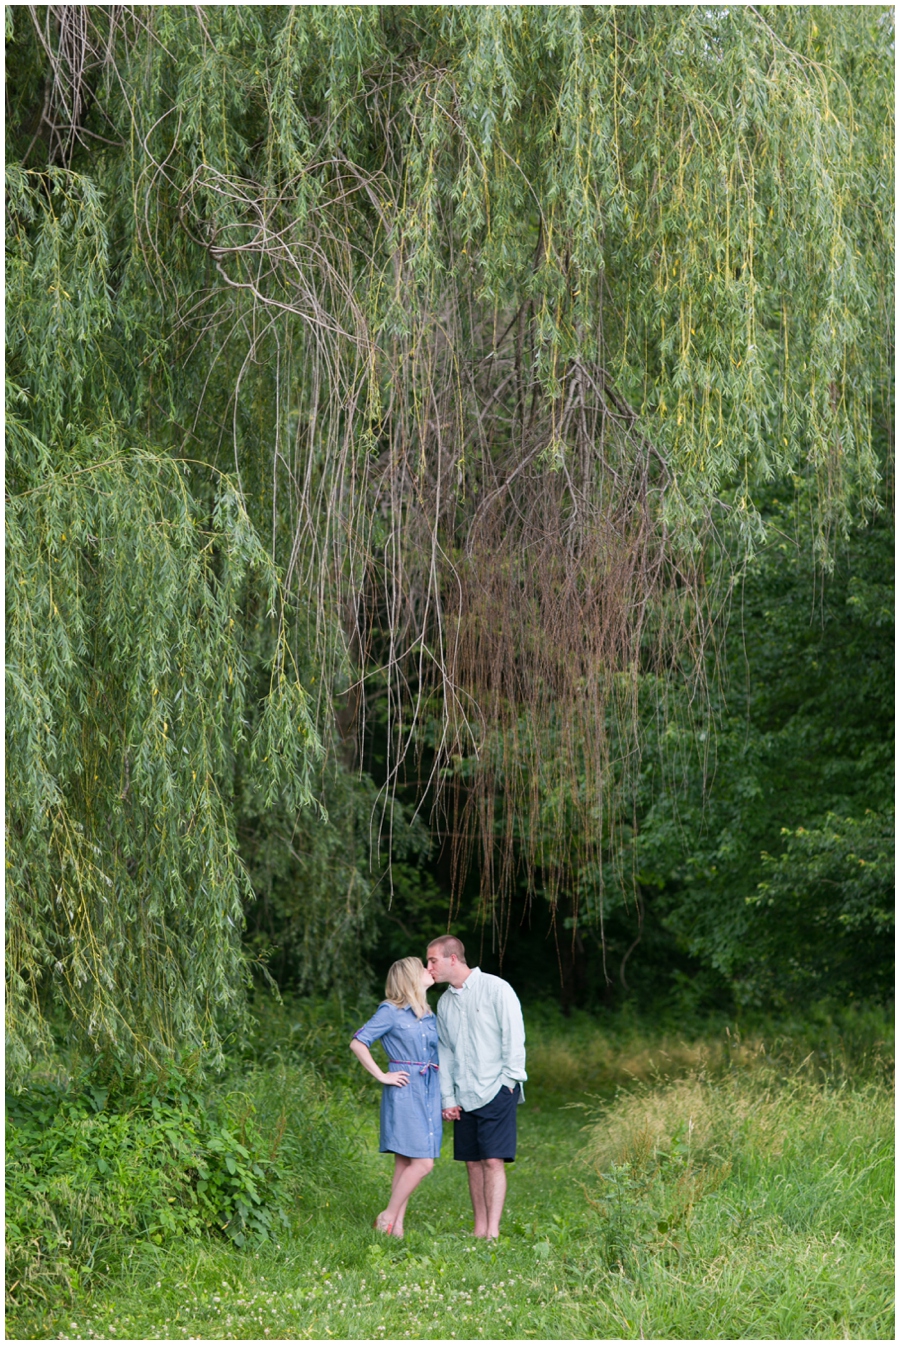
top-left (375, 1155), bottom-right (434, 1237)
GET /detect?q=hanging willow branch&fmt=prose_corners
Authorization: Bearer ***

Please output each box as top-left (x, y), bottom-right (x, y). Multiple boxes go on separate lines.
top-left (5, 162), bottom-right (322, 1075)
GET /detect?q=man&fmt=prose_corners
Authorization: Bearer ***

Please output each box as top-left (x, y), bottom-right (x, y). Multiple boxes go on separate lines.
top-left (425, 935), bottom-right (526, 1240)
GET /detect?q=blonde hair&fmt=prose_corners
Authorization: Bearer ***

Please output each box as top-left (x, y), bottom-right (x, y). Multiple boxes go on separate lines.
top-left (384, 957), bottom-right (430, 1019)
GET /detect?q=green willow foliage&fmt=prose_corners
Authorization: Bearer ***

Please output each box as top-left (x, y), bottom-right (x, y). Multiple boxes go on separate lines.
top-left (6, 7), bottom-right (893, 1038)
top-left (6, 167), bottom-right (321, 1076)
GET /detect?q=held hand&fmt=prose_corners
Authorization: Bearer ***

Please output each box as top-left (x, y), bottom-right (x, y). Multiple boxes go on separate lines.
top-left (441, 1106), bottom-right (461, 1121)
top-left (384, 1070), bottom-right (410, 1087)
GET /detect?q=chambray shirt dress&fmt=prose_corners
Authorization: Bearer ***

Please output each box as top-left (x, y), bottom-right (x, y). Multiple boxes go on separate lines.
top-left (354, 1002), bottom-right (442, 1159)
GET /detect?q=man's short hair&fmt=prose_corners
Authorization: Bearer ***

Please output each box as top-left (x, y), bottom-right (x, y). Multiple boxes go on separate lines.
top-left (427, 934), bottom-right (467, 964)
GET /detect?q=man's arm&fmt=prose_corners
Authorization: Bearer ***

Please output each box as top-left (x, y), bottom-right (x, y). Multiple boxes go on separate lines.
top-left (496, 980), bottom-right (527, 1090)
top-left (435, 999), bottom-right (459, 1111)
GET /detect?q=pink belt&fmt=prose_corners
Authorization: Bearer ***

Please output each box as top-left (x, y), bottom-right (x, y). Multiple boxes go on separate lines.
top-left (389, 1059), bottom-right (440, 1076)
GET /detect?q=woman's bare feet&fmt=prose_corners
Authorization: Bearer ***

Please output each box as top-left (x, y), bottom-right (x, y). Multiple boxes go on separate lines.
top-left (373, 1211), bottom-right (394, 1234)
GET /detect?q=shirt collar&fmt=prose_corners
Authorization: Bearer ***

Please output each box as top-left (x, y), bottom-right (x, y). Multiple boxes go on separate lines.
top-left (449, 966), bottom-right (478, 994)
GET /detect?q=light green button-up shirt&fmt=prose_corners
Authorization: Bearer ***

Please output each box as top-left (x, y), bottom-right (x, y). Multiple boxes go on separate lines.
top-left (435, 966), bottom-right (527, 1112)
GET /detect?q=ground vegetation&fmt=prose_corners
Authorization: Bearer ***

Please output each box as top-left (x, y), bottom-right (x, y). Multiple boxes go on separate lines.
top-left (6, 999), bottom-right (893, 1340)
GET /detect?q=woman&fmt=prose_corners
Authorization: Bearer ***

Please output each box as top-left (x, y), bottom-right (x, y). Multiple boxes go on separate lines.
top-left (350, 956), bottom-right (441, 1237)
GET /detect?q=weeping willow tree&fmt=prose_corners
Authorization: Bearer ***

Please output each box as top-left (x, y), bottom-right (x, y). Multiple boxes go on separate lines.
top-left (6, 6), bottom-right (892, 1061)
top-left (6, 159), bottom-right (322, 1074)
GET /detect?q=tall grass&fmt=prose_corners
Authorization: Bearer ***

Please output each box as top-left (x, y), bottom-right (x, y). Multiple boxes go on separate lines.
top-left (524, 997), bottom-right (893, 1098)
top-left (575, 1056), bottom-right (893, 1337)
top-left (7, 1001), bottom-right (893, 1340)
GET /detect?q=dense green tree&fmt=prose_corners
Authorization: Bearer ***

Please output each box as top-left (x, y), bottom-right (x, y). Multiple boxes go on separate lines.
top-left (631, 495), bottom-right (893, 1008)
top-left (6, 6), bottom-right (893, 1065)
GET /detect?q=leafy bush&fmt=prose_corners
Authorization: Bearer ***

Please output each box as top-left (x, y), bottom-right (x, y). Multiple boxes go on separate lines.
top-left (6, 993), bottom-right (383, 1312)
top-left (750, 809), bottom-right (894, 1000)
top-left (6, 1060), bottom-right (288, 1309)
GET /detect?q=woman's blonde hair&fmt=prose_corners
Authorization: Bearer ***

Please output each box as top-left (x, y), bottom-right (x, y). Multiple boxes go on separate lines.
top-left (384, 957), bottom-right (430, 1019)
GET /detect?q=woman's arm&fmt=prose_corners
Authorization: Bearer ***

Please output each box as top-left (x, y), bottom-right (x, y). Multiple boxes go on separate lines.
top-left (349, 1037), bottom-right (409, 1087)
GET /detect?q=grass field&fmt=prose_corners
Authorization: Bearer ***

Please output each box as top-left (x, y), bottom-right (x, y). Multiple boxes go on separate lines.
top-left (7, 1002), bottom-right (894, 1341)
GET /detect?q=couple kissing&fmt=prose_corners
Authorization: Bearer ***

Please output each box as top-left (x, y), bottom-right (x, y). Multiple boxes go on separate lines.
top-left (349, 936), bottom-right (526, 1239)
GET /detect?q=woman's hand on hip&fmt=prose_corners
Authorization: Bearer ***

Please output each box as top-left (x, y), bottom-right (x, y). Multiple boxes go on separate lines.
top-left (383, 1070), bottom-right (410, 1087)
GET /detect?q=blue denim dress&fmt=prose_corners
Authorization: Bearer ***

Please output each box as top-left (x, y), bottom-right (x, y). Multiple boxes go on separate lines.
top-left (354, 1002), bottom-right (442, 1159)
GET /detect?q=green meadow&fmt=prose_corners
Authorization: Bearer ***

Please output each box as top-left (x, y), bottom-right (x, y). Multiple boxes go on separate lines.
top-left (8, 1002), bottom-right (893, 1341)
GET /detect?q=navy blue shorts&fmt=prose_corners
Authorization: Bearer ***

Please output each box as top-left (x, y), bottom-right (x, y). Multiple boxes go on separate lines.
top-left (453, 1083), bottom-right (520, 1162)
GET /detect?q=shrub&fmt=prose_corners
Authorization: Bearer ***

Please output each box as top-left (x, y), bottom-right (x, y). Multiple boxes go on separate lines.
top-left (6, 1059), bottom-right (288, 1310)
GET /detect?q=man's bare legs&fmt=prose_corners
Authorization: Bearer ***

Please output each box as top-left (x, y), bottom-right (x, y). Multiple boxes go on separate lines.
top-left (466, 1158), bottom-right (507, 1239)
top-left (375, 1155), bottom-right (434, 1237)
